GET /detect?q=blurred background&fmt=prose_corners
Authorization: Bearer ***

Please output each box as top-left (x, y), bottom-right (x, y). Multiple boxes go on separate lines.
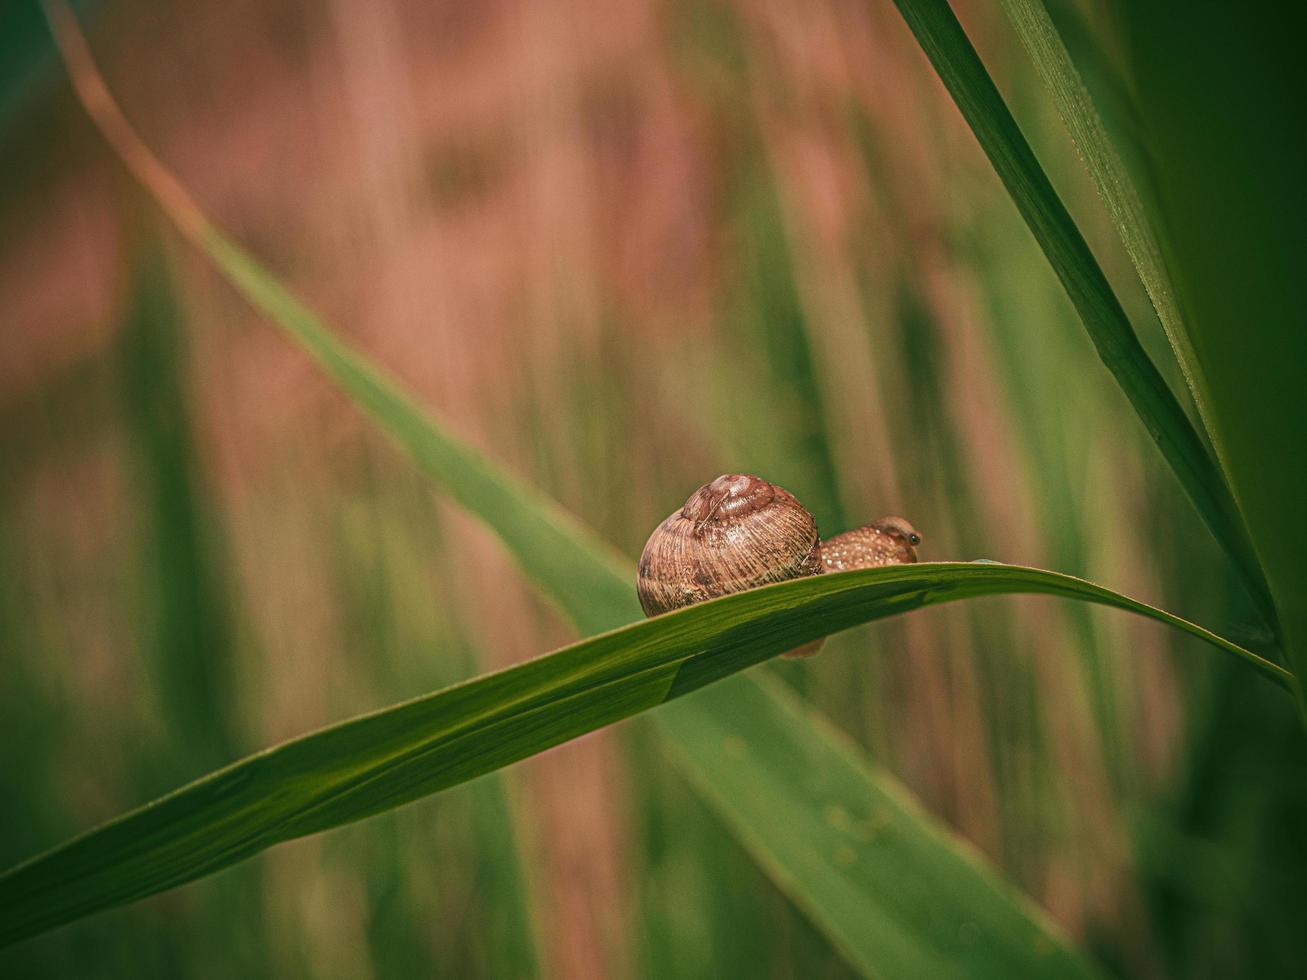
top-left (2, 0), bottom-right (1305, 976)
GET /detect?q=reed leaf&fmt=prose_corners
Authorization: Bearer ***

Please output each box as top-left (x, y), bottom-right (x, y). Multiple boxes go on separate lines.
top-left (995, 0), bottom-right (1207, 433)
top-left (887, 0), bottom-right (1274, 627)
top-left (0, 559), bottom-right (1286, 951)
top-left (1112, 0), bottom-right (1307, 714)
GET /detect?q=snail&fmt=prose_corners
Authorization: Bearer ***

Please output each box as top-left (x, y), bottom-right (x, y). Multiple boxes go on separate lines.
top-left (636, 473), bottom-right (920, 656)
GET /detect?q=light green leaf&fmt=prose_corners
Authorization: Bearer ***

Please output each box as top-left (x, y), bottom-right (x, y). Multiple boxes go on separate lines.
top-left (200, 230), bottom-right (637, 640)
top-left (887, 0), bottom-right (1274, 627)
top-left (656, 673), bottom-right (1094, 978)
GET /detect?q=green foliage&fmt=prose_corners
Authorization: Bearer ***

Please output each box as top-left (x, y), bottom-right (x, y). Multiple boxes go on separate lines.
top-left (1112, 0), bottom-right (1307, 714)
top-left (197, 232), bottom-right (638, 639)
top-left (7, 1), bottom-right (1302, 976)
top-left (995, 0), bottom-right (1207, 429)
top-left (1, 555), bottom-right (1280, 952)
top-left (658, 674), bottom-right (1097, 978)
top-left (886, 0), bottom-right (1274, 627)
top-left (118, 253), bottom-right (243, 770)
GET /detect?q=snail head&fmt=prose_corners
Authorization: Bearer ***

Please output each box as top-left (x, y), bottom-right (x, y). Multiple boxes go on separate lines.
top-left (868, 516), bottom-right (922, 556)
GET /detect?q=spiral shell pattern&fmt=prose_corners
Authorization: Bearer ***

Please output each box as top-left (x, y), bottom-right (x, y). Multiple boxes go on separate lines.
top-left (636, 474), bottom-right (822, 617)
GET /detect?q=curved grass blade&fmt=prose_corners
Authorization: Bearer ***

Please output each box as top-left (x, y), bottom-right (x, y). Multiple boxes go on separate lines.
top-left (0, 560), bottom-right (1288, 947)
top-left (886, 0), bottom-right (1274, 628)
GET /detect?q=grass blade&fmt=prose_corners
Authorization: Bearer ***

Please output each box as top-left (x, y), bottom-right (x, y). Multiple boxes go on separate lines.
top-left (995, 0), bottom-right (1208, 432)
top-left (200, 234), bottom-right (638, 639)
top-left (886, 0), bottom-right (1274, 627)
top-left (1113, 2), bottom-right (1307, 715)
top-left (656, 673), bottom-right (1093, 978)
top-left (0, 560), bottom-right (1287, 948)
top-left (119, 251), bottom-right (243, 770)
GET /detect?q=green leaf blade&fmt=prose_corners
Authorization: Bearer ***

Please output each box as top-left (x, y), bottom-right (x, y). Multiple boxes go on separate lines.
top-left (887, 0), bottom-right (1274, 627)
top-left (655, 674), bottom-right (1100, 979)
top-left (1112, 0), bottom-right (1307, 717)
top-left (1, 561), bottom-right (1286, 950)
top-left (995, 0), bottom-right (1201, 399)
top-left (203, 229), bottom-right (643, 639)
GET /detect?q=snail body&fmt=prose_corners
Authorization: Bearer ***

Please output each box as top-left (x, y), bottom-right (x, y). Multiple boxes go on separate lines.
top-left (637, 473), bottom-right (921, 657)
top-left (821, 517), bottom-right (921, 571)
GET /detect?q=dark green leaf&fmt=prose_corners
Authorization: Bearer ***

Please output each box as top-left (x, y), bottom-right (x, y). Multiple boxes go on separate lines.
top-left (887, 0), bottom-right (1273, 627)
top-left (1113, 0), bottom-right (1307, 715)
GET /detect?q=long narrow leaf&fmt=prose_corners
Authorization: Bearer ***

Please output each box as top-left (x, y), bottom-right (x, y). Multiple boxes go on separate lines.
top-left (657, 673), bottom-right (1094, 978)
top-left (995, 0), bottom-right (1207, 431)
top-left (0, 560), bottom-right (1287, 947)
top-left (887, 0), bottom-right (1274, 626)
top-left (202, 234), bottom-right (638, 639)
top-left (1112, 1), bottom-right (1307, 715)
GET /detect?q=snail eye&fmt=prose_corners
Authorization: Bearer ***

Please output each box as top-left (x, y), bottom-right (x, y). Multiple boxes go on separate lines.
top-left (908, 533), bottom-right (921, 546)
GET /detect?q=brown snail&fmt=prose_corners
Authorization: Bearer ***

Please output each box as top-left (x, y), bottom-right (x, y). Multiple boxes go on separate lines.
top-left (636, 473), bottom-right (920, 656)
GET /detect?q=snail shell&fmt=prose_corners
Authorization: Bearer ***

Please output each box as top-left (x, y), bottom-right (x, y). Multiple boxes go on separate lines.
top-left (636, 473), bottom-right (823, 617)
